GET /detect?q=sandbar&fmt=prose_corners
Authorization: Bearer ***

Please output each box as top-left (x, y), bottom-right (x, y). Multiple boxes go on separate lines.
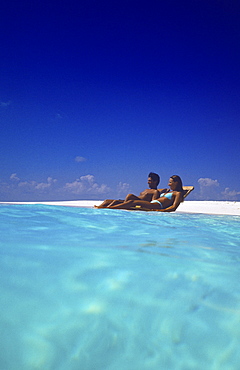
top-left (0, 201), bottom-right (240, 216)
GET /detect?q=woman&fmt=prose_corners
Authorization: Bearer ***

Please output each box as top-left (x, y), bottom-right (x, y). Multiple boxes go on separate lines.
top-left (106, 175), bottom-right (184, 212)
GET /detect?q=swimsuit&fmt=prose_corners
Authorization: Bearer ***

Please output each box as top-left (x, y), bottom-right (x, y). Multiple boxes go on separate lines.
top-left (159, 191), bottom-right (173, 199)
top-left (150, 191), bottom-right (173, 209)
top-left (150, 200), bottom-right (163, 208)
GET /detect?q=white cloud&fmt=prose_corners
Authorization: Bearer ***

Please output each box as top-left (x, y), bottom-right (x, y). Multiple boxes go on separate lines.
top-left (1, 173), bottom-right (111, 200)
top-left (221, 187), bottom-right (240, 200)
top-left (18, 180), bottom-right (37, 189)
top-left (10, 173), bottom-right (20, 181)
top-left (80, 174), bottom-right (94, 183)
top-left (35, 177), bottom-right (57, 190)
top-left (193, 178), bottom-right (240, 201)
top-left (198, 178), bottom-right (219, 188)
top-left (17, 177), bottom-right (57, 193)
top-left (64, 175), bottom-right (110, 195)
top-left (64, 179), bottom-right (85, 194)
top-left (117, 182), bottom-right (130, 196)
top-left (197, 177), bottom-right (220, 200)
top-left (8, 175), bottom-right (58, 195)
top-left (75, 156), bottom-right (87, 163)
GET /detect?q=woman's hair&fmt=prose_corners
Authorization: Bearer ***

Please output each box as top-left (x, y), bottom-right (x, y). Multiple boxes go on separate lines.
top-left (171, 175), bottom-right (184, 192)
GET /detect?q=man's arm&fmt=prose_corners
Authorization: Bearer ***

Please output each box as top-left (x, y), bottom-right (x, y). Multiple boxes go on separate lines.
top-left (125, 188), bottom-right (162, 202)
top-left (125, 190), bottom-right (152, 202)
top-left (125, 193), bottom-right (142, 201)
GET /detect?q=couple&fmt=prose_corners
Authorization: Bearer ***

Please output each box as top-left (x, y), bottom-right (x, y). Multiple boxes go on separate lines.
top-left (96, 173), bottom-right (184, 212)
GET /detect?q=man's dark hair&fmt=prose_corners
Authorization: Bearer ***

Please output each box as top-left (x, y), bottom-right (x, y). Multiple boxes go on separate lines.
top-left (148, 172), bottom-right (160, 186)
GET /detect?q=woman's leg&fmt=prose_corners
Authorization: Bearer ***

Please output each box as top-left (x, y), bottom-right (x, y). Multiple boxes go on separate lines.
top-left (108, 199), bottom-right (162, 210)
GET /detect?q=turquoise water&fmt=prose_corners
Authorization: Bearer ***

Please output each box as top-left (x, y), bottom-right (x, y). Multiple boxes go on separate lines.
top-left (0, 204), bottom-right (239, 370)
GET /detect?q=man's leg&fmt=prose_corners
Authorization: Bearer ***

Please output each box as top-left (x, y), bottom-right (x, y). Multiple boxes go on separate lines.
top-left (95, 199), bottom-right (123, 208)
top-left (106, 200), bottom-right (125, 207)
top-left (108, 199), bottom-right (162, 210)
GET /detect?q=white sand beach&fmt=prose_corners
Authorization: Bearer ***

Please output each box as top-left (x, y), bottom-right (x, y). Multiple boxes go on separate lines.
top-left (0, 200), bottom-right (240, 216)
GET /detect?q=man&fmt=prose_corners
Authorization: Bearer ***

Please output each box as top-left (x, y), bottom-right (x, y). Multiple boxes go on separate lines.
top-left (96, 172), bottom-right (160, 208)
top-left (125, 172), bottom-right (160, 202)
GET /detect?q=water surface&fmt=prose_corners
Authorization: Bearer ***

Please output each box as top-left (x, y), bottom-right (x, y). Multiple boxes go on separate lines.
top-left (0, 205), bottom-right (239, 369)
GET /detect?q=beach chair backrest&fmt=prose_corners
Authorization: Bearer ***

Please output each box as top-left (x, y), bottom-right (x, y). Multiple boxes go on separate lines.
top-left (182, 186), bottom-right (194, 200)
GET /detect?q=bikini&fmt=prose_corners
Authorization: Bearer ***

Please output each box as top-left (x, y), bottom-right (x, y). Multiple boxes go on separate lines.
top-left (159, 192), bottom-right (173, 200)
top-left (150, 200), bottom-right (163, 208)
top-left (150, 191), bottom-right (173, 208)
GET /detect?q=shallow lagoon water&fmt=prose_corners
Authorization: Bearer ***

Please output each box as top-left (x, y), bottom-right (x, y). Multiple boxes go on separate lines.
top-left (0, 204), bottom-right (240, 370)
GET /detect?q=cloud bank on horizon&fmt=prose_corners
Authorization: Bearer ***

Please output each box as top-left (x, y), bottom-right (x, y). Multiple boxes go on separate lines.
top-left (0, 173), bottom-right (239, 202)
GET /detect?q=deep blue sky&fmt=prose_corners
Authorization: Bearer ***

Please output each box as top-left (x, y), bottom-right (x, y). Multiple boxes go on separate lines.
top-left (1, 0), bottom-right (240, 201)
